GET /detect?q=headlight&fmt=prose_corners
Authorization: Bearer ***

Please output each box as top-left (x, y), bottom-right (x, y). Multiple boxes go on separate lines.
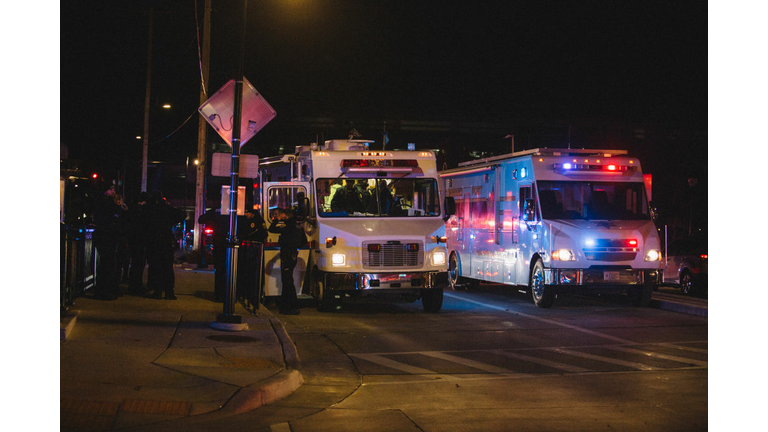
top-left (645, 249), bottom-right (661, 262)
top-left (432, 250), bottom-right (446, 266)
top-left (551, 249), bottom-right (576, 261)
top-left (331, 253), bottom-right (346, 266)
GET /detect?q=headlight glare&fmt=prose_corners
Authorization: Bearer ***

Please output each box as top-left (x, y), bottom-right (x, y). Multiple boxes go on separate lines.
top-left (645, 249), bottom-right (661, 262)
top-left (552, 249), bottom-right (576, 261)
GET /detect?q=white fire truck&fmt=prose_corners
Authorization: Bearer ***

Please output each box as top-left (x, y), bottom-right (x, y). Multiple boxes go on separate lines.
top-left (440, 148), bottom-right (663, 308)
top-left (258, 139), bottom-right (450, 312)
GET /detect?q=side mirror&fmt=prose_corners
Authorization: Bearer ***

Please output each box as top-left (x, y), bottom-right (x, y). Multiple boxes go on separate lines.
top-left (649, 201), bottom-right (659, 222)
top-left (523, 198), bottom-right (536, 222)
top-left (443, 196), bottom-right (456, 221)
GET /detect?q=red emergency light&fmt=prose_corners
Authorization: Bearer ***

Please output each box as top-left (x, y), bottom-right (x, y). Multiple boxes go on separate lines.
top-left (204, 228), bottom-right (214, 234)
top-left (553, 163), bottom-right (633, 173)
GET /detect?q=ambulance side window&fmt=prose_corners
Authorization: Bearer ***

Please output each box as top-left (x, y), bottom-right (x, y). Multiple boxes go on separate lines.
top-left (519, 185), bottom-right (537, 222)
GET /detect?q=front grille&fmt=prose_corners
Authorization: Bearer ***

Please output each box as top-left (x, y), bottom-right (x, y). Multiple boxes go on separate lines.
top-left (584, 252), bottom-right (637, 261)
top-left (584, 239), bottom-right (638, 261)
top-left (363, 242), bottom-right (422, 268)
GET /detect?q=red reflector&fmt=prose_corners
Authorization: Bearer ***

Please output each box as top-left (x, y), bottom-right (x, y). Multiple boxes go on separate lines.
top-left (406, 243), bottom-right (419, 252)
top-left (368, 244), bottom-right (381, 252)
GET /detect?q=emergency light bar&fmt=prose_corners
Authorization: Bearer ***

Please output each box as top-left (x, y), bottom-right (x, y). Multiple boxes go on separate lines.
top-left (553, 163), bottom-right (635, 173)
top-left (342, 159), bottom-right (419, 172)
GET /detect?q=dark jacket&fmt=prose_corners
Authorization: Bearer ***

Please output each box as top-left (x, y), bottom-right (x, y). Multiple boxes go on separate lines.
top-left (268, 216), bottom-right (306, 252)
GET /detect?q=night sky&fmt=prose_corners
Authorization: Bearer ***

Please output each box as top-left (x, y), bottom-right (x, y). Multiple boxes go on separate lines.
top-left (61, 0), bottom-right (707, 164)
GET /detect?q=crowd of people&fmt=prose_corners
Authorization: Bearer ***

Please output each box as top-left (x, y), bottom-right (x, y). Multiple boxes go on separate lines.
top-left (328, 179), bottom-right (396, 215)
top-left (92, 184), bottom-right (185, 301)
top-left (91, 182), bottom-right (302, 315)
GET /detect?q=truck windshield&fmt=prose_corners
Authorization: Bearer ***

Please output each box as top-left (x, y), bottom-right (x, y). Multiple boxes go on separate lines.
top-left (537, 181), bottom-right (650, 221)
top-left (316, 178), bottom-right (440, 217)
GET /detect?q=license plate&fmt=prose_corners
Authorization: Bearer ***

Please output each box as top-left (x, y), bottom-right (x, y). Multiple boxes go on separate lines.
top-left (603, 271), bottom-right (621, 281)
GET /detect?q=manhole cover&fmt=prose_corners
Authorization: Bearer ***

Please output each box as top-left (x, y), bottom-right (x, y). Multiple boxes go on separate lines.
top-left (205, 335), bottom-right (260, 343)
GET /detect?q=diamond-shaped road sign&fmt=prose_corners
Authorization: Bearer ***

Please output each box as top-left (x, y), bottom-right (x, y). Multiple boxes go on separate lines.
top-left (198, 77), bottom-right (276, 148)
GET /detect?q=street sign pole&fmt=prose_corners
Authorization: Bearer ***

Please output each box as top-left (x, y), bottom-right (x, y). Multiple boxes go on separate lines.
top-left (218, 0), bottom-right (248, 325)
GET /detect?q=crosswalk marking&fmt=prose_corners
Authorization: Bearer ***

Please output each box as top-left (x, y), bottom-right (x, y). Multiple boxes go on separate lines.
top-left (350, 353), bottom-right (436, 374)
top-left (658, 342), bottom-right (709, 355)
top-left (606, 346), bottom-right (708, 367)
top-left (420, 351), bottom-right (516, 374)
top-left (490, 349), bottom-right (591, 373)
top-left (350, 342), bottom-right (707, 377)
top-left (547, 347), bottom-right (656, 370)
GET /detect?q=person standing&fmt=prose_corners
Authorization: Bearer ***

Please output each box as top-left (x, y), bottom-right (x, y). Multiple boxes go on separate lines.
top-left (238, 208), bottom-right (269, 304)
top-left (126, 192), bottom-right (150, 295)
top-left (92, 184), bottom-right (121, 300)
top-left (146, 191), bottom-right (186, 300)
top-left (268, 208), bottom-right (305, 315)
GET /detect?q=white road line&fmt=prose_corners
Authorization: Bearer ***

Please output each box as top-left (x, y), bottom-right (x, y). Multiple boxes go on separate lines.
top-left (658, 342), bottom-right (709, 354)
top-left (606, 346), bottom-right (708, 367)
top-left (490, 349), bottom-right (592, 373)
top-left (444, 292), bottom-right (635, 344)
top-left (350, 353), bottom-right (436, 374)
top-left (419, 351), bottom-right (515, 374)
top-left (548, 347), bottom-right (656, 371)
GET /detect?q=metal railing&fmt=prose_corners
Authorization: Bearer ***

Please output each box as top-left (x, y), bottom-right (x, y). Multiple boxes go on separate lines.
top-left (61, 224), bottom-right (95, 315)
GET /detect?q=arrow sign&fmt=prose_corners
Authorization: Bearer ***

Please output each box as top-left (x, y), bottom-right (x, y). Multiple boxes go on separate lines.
top-left (199, 77), bottom-right (276, 148)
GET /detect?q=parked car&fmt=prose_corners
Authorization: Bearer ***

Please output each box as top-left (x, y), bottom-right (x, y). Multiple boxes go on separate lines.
top-left (663, 236), bottom-right (708, 295)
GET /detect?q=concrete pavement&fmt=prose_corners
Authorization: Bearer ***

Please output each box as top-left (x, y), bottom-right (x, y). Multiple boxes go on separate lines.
top-left (60, 266), bottom-right (302, 431)
top-left (60, 266), bottom-right (706, 431)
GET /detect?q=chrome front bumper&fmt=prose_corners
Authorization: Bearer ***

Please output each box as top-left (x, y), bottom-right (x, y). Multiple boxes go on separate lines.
top-left (545, 268), bottom-right (662, 286)
top-left (324, 271), bottom-right (449, 291)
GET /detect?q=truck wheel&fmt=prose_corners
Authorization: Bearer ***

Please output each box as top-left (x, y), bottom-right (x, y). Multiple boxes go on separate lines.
top-left (629, 283), bottom-right (653, 307)
top-left (421, 288), bottom-right (443, 313)
top-left (314, 270), bottom-right (337, 312)
top-left (530, 259), bottom-right (554, 308)
top-left (680, 270), bottom-right (694, 295)
top-left (449, 253), bottom-right (461, 290)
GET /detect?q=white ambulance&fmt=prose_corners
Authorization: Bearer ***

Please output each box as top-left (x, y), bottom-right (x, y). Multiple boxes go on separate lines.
top-left (440, 148), bottom-right (663, 308)
top-left (258, 139), bottom-right (450, 312)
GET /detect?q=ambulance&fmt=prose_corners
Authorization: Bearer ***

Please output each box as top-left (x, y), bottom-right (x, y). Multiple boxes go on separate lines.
top-left (258, 139), bottom-right (450, 312)
top-left (440, 148), bottom-right (663, 308)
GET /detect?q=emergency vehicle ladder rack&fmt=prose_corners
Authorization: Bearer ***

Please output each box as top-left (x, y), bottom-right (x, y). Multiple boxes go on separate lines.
top-left (457, 148), bottom-right (629, 168)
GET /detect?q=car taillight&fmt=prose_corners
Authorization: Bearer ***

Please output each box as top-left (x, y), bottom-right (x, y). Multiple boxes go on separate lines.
top-left (700, 254), bottom-right (708, 259)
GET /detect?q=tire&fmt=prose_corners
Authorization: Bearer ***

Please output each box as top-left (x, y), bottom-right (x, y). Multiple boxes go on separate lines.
top-left (421, 288), bottom-right (443, 313)
top-left (530, 259), bottom-right (555, 308)
top-left (629, 283), bottom-right (653, 307)
top-left (449, 253), bottom-right (461, 290)
top-left (313, 269), bottom-right (337, 312)
top-left (680, 270), bottom-right (694, 295)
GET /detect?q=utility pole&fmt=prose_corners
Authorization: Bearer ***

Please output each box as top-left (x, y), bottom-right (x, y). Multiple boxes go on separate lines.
top-left (193, 0), bottom-right (211, 252)
top-left (141, 7), bottom-right (154, 192)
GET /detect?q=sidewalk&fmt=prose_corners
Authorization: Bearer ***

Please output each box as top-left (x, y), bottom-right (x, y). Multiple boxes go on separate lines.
top-left (60, 266), bottom-right (303, 431)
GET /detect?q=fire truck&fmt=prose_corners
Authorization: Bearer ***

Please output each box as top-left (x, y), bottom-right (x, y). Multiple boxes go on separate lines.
top-left (258, 139), bottom-right (451, 312)
top-left (440, 148), bottom-right (663, 308)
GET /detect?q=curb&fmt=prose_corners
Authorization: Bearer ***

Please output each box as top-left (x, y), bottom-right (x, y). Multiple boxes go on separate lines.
top-left (60, 311), bottom-right (78, 341)
top-left (222, 369), bottom-right (304, 414)
top-left (651, 298), bottom-right (708, 317)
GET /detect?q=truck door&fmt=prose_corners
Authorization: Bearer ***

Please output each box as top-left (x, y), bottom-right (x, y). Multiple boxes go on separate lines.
top-left (517, 183), bottom-right (538, 285)
top-left (261, 182), bottom-right (312, 297)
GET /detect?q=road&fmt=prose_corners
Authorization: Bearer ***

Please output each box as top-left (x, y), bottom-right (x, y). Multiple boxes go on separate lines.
top-left (150, 286), bottom-right (708, 431)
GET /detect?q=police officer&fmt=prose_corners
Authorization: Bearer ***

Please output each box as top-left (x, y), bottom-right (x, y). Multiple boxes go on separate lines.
top-left (237, 208), bottom-right (268, 304)
top-left (126, 192), bottom-right (151, 295)
top-left (146, 191), bottom-right (186, 300)
top-left (92, 184), bottom-right (121, 300)
top-left (268, 208), bottom-right (304, 315)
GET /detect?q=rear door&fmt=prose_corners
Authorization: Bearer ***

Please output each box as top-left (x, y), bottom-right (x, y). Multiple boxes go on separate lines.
top-left (261, 182), bottom-right (311, 296)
